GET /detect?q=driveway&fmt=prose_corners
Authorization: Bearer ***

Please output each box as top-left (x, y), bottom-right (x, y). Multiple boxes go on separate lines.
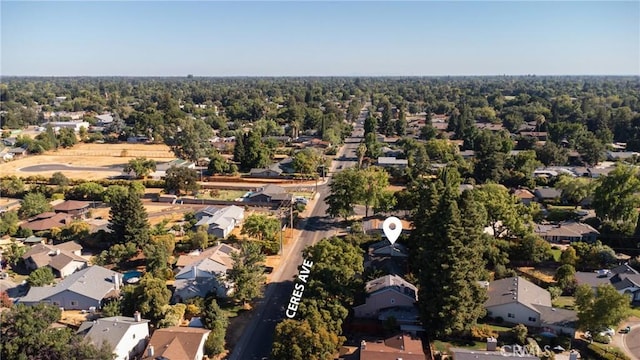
top-left (612, 318), bottom-right (640, 360)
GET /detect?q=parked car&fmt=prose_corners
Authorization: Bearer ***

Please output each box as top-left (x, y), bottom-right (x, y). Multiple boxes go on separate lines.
top-left (620, 326), bottom-right (631, 334)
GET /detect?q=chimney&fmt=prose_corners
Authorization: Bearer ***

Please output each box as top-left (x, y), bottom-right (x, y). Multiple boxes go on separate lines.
top-left (193, 265), bottom-right (198, 279)
top-left (360, 340), bottom-right (366, 350)
top-left (147, 346), bottom-right (154, 357)
top-left (112, 274), bottom-right (120, 291)
top-left (134, 311), bottom-right (141, 322)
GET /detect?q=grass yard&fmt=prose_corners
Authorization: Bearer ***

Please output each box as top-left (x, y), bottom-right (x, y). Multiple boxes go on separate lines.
top-left (553, 296), bottom-right (576, 310)
top-left (433, 340), bottom-right (487, 353)
top-left (551, 248), bottom-right (562, 262)
top-left (628, 306), bottom-right (640, 319)
top-left (197, 189), bottom-right (247, 201)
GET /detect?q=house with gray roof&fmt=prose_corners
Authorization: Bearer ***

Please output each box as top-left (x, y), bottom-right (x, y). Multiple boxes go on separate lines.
top-left (533, 187), bottom-right (562, 203)
top-left (452, 348), bottom-right (539, 360)
top-left (534, 221), bottom-right (599, 243)
top-left (78, 313), bottom-right (150, 360)
top-left (19, 265), bottom-right (122, 310)
top-left (484, 276), bottom-right (577, 336)
top-left (247, 184), bottom-right (292, 203)
top-left (354, 275), bottom-right (418, 318)
top-left (376, 156), bottom-right (409, 169)
top-left (22, 241), bottom-right (87, 278)
top-left (193, 205), bottom-right (244, 238)
top-left (173, 243), bottom-right (238, 301)
top-left (576, 264), bottom-right (640, 304)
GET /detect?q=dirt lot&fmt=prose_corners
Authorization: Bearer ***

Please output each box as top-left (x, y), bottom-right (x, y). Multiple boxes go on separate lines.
top-left (0, 143), bottom-right (175, 180)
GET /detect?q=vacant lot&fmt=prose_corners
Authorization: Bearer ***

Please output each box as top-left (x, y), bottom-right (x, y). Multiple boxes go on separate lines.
top-left (1, 143), bottom-right (175, 180)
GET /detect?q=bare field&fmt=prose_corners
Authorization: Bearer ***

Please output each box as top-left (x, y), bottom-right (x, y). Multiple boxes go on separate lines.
top-left (0, 143), bottom-right (176, 180)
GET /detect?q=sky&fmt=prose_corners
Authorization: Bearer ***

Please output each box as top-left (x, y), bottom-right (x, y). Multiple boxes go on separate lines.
top-left (1, 1), bottom-right (639, 76)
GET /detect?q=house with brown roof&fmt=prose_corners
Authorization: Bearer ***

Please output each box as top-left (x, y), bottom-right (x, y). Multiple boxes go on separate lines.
top-left (141, 327), bottom-right (210, 360)
top-left (484, 276), bottom-right (577, 336)
top-left (359, 333), bottom-right (426, 360)
top-left (22, 241), bottom-right (87, 278)
top-left (53, 200), bottom-right (91, 219)
top-left (534, 221), bottom-right (599, 243)
top-left (513, 189), bottom-right (535, 205)
top-left (20, 212), bottom-right (73, 232)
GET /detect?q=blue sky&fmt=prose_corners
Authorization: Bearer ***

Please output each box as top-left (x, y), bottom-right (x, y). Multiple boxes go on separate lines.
top-left (1, 1), bottom-right (638, 76)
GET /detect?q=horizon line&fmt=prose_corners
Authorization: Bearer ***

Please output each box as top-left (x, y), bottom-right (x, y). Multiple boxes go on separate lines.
top-left (2, 74), bottom-right (639, 78)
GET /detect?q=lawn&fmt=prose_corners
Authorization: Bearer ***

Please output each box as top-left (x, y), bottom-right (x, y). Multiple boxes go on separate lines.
top-left (550, 248), bottom-right (562, 262)
top-left (197, 189), bottom-right (247, 201)
top-left (433, 339), bottom-right (487, 353)
top-left (628, 306), bottom-right (640, 319)
top-left (553, 296), bottom-right (576, 310)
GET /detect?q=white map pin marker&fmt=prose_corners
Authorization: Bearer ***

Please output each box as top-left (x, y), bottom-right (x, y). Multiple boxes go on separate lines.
top-left (383, 216), bottom-right (402, 245)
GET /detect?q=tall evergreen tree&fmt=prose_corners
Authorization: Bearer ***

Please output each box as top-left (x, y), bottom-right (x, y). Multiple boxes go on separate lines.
top-left (410, 168), bottom-right (487, 338)
top-left (108, 186), bottom-right (150, 247)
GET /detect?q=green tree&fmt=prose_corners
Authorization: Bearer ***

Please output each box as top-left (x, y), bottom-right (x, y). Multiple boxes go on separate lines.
top-left (57, 127), bottom-right (78, 148)
top-left (202, 298), bottom-right (228, 357)
top-left (556, 176), bottom-right (596, 205)
top-left (575, 284), bottom-right (631, 331)
top-left (1, 304), bottom-right (115, 360)
top-left (472, 184), bottom-right (534, 239)
top-left (0, 176), bottom-right (25, 198)
top-left (292, 148), bottom-right (321, 178)
top-left (241, 213), bottom-right (281, 242)
top-left (18, 192), bottom-right (52, 219)
top-left (272, 319), bottom-right (340, 360)
top-left (123, 274), bottom-right (171, 325)
top-left (512, 324), bottom-right (528, 345)
top-left (560, 246), bottom-right (578, 266)
top-left (107, 186), bottom-right (150, 247)
top-left (411, 168), bottom-right (487, 337)
top-left (1, 240), bottom-right (26, 265)
top-left (167, 117), bottom-right (213, 162)
top-left (325, 168), bottom-right (364, 221)
top-left (356, 142), bottom-right (366, 169)
top-left (164, 165), bottom-right (199, 196)
top-left (49, 171), bottom-right (70, 187)
top-left (554, 264), bottom-right (577, 294)
top-left (65, 181), bottom-right (104, 201)
top-left (592, 165), bottom-right (640, 224)
top-left (143, 234), bottom-right (175, 276)
top-left (536, 141), bottom-right (568, 166)
top-left (228, 242), bottom-right (265, 305)
top-left (27, 267), bottom-right (55, 286)
top-left (0, 211), bottom-right (19, 236)
top-left (361, 166), bottom-right (394, 217)
top-left (207, 150), bottom-right (232, 175)
top-left (123, 157), bottom-right (156, 179)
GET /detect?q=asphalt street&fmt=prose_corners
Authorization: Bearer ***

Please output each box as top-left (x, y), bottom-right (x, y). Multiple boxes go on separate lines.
top-left (227, 105), bottom-right (368, 360)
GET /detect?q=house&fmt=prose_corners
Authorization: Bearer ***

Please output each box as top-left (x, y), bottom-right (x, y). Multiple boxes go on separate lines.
top-left (363, 218), bottom-right (413, 237)
top-left (193, 205), bottom-right (244, 238)
top-left (484, 276), bottom-right (577, 336)
top-left (364, 240), bottom-right (410, 276)
top-left (53, 200), bottom-right (91, 219)
top-left (376, 157), bottom-right (409, 169)
top-left (2, 137), bottom-right (17, 147)
top-left (513, 189), bottom-right (535, 205)
top-left (173, 243), bottom-right (238, 300)
top-left (459, 150), bottom-right (476, 159)
top-left (78, 313), bottom-right (150, 360)
top-left (95, 113), bottom-right (114, 126)
top-left (354, 275), bottom-right (418, 318)
top-left (368, 239), bottom-right (409, 259)
top-left (141, 326), bottom-right (210, 360)
top-left (247, 184), bottom-right (291, 204)
top-left (534, 221), bottom-right (599, 243)
top-left (19, 265), bottom-right (122, 310)
top-left (150, 159), bottom-right (196, 179)
top-left (248, 167), bottom-right (283, 178)
top-left (44, 121), bottom-right (90, 132)
top-left (606, 151), bottom-right (639, 161)
top-left (8, 147), bottom-right (28, 158)
top-left (576, 264), bottom-right (640, 304)
top-left (452, 348), bottom-right (540, 360)
top-left (22, 241), bottom-right (87, 278)
top-left (533, 187), bottom-right (562, 203)
top-left (359, 333), bottom-right (426, 360)
top-left (20, 212), bottom-right (74, 232)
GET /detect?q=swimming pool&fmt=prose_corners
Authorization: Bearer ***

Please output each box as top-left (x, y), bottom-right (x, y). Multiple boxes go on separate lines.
top-left (122, 270), bottom-right (142, 284)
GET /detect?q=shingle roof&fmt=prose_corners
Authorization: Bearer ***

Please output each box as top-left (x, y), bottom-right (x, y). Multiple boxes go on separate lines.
top-left (365, 275), bottom-right (418, 300)
top-left (534, 187), bottom-right (562, 199)
top-left (452, 348), bottom-right (539, 360)
top-left (21, 213), bottom-right (73, 231)
top-left (19, 266), bottom-right (121, 304)
top-left (141, 327), bottom-right (210, 360)
top-left (360, 333), bottom-right (426, 360)
top-left (79, 316), bottom-right (149, 350)
top-left (194, 205), bottom-right (244, 230)
top-left (533, 305), bottom-right (577, 327)
top-left (485, 276), bottom-right (551, 312)
top-left (53, 200), bottom-right (91, 212)
top-left (175, 243), bottom-right (238, 269)
top-left (22, 242), bottom-right (87, 271)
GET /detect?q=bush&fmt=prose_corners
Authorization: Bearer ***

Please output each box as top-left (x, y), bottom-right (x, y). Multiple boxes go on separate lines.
top-left (470, 324), bottom-right (498, 341)
top-left (586, 343), bottom-right (630, 360)
top-left (592, 333), bottom-right (612, 344)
